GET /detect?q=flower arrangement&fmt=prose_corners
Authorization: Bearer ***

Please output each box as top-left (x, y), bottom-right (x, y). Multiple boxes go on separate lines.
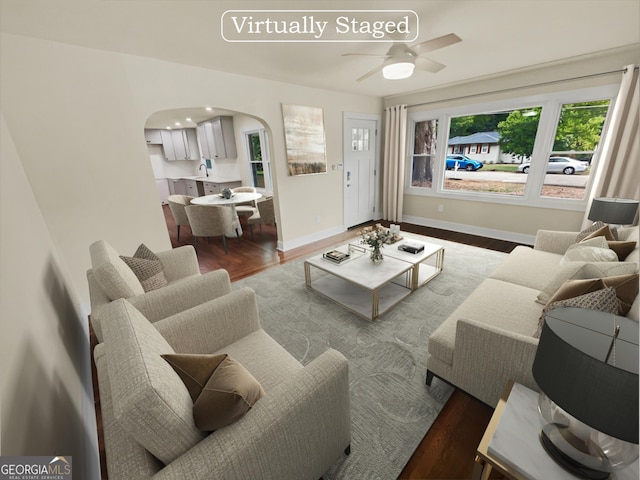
top-left (359, 224), bottom-right (392, 264)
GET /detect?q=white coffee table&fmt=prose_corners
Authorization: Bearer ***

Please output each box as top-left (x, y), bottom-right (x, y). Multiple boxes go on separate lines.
top-left (303, 234), bottom-right (445, 320)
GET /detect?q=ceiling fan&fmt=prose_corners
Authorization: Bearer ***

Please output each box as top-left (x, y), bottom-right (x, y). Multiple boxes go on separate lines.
top-left (343, 33), bottom-right (462, 82)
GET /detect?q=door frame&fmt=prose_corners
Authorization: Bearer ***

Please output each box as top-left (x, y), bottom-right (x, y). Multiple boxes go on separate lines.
top-left (342, 112), bottom-right (382, 229)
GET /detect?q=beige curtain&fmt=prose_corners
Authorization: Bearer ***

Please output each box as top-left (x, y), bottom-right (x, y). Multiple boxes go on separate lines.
top-left (383, 105), bottom-right (408, 222)
top-left (583, 64), bottom-right (639, 227)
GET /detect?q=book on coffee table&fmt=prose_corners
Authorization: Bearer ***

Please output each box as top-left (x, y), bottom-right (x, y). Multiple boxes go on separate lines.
top-left (323, 250), bottom-right (350, 264)
top-left (398, 241), bottom-right (425, 254)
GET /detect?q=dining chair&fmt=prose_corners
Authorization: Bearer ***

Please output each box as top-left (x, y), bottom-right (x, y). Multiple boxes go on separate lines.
top-left (167, 195), bottom-right (194, 241)
top-left (248, 197), bottom-right (276, 240)
top-left (184, 205), bottom-right (238, 255)
top-left (232, 186), bottom-right (258, 218)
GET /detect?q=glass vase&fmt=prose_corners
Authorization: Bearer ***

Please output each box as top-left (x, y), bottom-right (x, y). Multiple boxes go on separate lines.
top-left (370, 246), bottom-right (383, 265)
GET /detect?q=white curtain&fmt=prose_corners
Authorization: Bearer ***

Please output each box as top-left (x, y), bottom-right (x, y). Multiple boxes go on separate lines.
top-left (583, 64), bottom-right (640, 227)
top-left (383, 105), bottom-right (408, 222)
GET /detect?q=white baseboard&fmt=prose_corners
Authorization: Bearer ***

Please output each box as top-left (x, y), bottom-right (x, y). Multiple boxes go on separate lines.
top-left (402, 215), bottom-right (536, 245)
top-left (277, 225), bottom-right (347, 251)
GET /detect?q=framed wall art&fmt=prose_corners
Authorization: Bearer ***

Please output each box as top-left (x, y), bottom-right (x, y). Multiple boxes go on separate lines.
top-left (282, 104), bottom-right (327, 176)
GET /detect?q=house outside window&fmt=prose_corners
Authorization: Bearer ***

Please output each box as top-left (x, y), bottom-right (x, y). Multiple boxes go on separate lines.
top-left (407, 85), bottom-right (615, 207)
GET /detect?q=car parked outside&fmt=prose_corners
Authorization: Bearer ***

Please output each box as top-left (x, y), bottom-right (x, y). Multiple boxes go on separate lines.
top-left (446, 155), bottom-right (483, 171)
top-left (517, 157), bottom-right (588, 175)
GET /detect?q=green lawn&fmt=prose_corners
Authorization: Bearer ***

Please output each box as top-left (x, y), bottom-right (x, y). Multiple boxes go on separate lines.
top-left (481, 163), bottom-right (521, 172)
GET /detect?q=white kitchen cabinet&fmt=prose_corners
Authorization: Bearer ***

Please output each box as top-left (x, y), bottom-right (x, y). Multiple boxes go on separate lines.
top-left (160, 129), bottom-right (200, 161)
top-left (202, 180), bottom-right (241, 195)
top-left (145, 129), bottom-right (163, 145)
top-left (197, 116), bottom-right (236, 160)
top-left (185, 179), bottom-right (204, 197)
top-left (155, 179), bottom-right (170, 205)
top-left (169, 179), bottom-right (187, 195)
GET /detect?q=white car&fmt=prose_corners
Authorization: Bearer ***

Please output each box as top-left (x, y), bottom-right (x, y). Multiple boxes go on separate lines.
top-left (518, 157), bottom-right (588, 175)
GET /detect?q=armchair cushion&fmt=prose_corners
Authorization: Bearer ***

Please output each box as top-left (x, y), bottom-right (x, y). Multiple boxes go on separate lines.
top-left (162, 353), bottom-right (265, 431)
top-left (102, 299), bottom-right (205, 465)
top-left (120, 244), bottom-right (168, 292)
top-left (91, 240), bottom-right (144, 300)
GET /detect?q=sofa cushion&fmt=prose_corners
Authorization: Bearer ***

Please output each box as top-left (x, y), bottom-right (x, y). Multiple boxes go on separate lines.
top-left (560, 236), bottom-right (618, 264)
top-left (120, 244), bottom-right (168, 292)
top-left (90, 240), bottom-right (145, 300)
top-left (536, 261), bottom-right (638, 305)
top-left (162, 353), bottom-right (264, 431)
top-left (535, 287), bottom-right (619, 338)
top-left (489, 246), bottom-right (563, 291)
top-left (103, 299), bottom-right (205, 465)
top-left (428, 279), bottom-right (543, 367)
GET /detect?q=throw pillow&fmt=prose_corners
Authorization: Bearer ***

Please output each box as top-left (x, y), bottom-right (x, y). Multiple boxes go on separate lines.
top-left (582, 225), bottom-right (617, 242)
top-left (120, 244), bottom-right (168, 292)
top-left (559, 236), bottom-right (618, 265)
top-left (607, 241), bottom-right (637, 261)
top-left (600, 273), bottom-right (639, 315)
top-left (536, 261), bottom-right (638, 305)
top-left (162, 353), bottom-right (265, 431)
top-left (575, 221), bottom-right (607, 242)
top-left (534, 287), bottom-right (619, 338)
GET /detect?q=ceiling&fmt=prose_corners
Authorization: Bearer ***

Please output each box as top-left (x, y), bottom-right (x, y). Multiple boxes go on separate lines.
top-left (1, 0), bottom-right (638, 127)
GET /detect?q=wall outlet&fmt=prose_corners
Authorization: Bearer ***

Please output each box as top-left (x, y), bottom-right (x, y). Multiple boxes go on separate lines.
top-left (438, 204), bottom-right (444, 213)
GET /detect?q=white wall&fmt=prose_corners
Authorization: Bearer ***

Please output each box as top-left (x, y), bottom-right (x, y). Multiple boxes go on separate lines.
top-left (0, 114), bottom-right (98, 477)
top-left (0, 32), bottom-right (382, 304)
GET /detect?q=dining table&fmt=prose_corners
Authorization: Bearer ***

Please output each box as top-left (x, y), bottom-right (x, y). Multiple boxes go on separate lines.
top-left (190, 191), bottom-right (262, 237)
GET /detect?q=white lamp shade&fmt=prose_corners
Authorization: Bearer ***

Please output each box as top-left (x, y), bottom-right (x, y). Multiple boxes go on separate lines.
top-left (382, 61), bottom-right (415, 80)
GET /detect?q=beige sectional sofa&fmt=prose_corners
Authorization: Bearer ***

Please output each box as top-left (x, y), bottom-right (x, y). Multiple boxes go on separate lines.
top-left (426, 225), bottom-right (639, 407)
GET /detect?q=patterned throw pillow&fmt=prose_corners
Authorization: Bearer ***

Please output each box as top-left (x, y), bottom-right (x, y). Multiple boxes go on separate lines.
top-left (576, 221), bottom-right (619, 242)
top-left (162, 353), bottom-right (265, 431)
top-left (120, 244), bottom-right (168, 292)
top-left (534, 287), bottom-right (619, 338)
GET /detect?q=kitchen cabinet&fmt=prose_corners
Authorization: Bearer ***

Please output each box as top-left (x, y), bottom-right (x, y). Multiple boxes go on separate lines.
top-left (144, 129), bottom-right (163, 145)
top-left (169, 179), bottom-right (187, 195)
top-left (202, 180), bottom-right (241, 195)
top-left (185, 179), bottom-right (204, 197)
top-left (155, 179), bottom-right (170, 205)
top-left (197, 116), bottom-right (237, 160)
top-left (160, 128), bottom-right (200, 161)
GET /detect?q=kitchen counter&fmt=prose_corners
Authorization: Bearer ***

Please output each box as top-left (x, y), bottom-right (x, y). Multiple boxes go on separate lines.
top-left (168, 176), bottom-right (242, 197)
top-left (173, 175), bottom-right (241, 183)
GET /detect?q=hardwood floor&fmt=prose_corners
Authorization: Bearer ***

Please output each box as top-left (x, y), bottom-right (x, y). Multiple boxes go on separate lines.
top-left (93, 206), bottom-right (520, 479)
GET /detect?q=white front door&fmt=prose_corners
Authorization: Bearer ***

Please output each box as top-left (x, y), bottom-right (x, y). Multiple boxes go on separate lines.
top-left (343, 115), bottom-right (378, 228)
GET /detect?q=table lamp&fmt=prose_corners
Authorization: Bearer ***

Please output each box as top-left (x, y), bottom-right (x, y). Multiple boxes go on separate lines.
top-left (587, 197), bottom-right (639, 225)
top-left (532, 307), bottom-right (639, 479)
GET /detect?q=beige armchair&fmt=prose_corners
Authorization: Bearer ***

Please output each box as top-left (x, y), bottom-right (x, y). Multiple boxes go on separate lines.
top-left (184, 205), bottom-right (239, 254)
top-left (231, 186), bottom-right (258, 218)
top-left (87, 240), bottom-right (231, 342)
top-left (93, 288), bottom-right (351, 480)
top-left (167, 195), bottom-right (194, 241)
top-left (248, 197), bottom-right (276, 240)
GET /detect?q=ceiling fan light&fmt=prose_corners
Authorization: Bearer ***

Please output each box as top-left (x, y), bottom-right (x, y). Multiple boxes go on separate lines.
top-left (382, 61), bottom-right (415, 80)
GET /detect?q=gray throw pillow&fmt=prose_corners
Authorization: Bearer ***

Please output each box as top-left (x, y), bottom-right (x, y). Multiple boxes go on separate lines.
top-left (120, 244), bottom-right (168, 292)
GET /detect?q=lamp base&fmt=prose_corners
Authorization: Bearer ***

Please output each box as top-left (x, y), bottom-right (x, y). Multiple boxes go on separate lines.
top-left (540, 424), bottom-right (611, 480)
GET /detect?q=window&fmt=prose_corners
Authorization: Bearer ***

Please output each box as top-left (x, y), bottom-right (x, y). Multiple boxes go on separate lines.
top-left (407, 85), bottom-right (615, 209)
top-left (411, 119), bottom-right (438, 188)
top-left (246, 129), bottom-right (272, 191)
top-left (540, 100), bottom-right (610, 200)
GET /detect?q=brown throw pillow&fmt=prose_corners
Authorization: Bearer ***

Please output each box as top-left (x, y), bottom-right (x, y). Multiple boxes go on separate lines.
top-left (601, 274), bottom-right (639, 315)
top-left (534, 287), bottom-right (619, 338)
top-left (120, 244), bottom-right (168, 292)
top-left (575, 221), bottom-right (607, 242)
top-left (162, 353), bottom-right (265, 431)
top-left (607, 241), bottom-right (637, 261)
top-left (582, 225), bottom-right (617, 242)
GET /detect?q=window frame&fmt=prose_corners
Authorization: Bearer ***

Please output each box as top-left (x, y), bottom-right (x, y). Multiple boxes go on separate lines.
top-left (244, 128), bottom-right (273, 193)
top-left (405, 84), bottom-right (618, 211)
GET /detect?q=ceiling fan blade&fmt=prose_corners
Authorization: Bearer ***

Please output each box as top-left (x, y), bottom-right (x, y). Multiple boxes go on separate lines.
top-left (342, 53), bottom-right (387, 57)
top-left (415, 57), bottom-right (446, 74)
top-left (412, 33), bottom-right (461, 55)
top-left (356, 64), bottom-right (384, 82)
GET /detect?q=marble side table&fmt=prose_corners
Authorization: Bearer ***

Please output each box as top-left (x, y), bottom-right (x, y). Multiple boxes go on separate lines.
top-left (473, 381), bottom-right (639, 480)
